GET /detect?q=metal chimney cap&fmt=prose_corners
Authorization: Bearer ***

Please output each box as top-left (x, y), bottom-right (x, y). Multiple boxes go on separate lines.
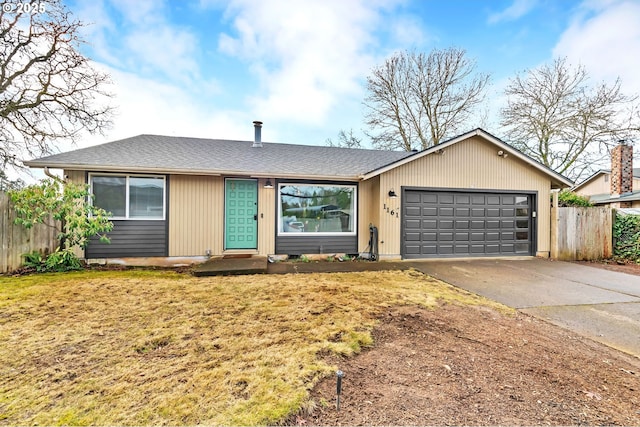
top-left (253, 121), bottom-right (263, 126)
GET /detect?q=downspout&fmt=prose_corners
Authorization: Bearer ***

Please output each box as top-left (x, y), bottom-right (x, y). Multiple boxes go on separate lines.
top-left (44, 167), bottom-right (66, 183)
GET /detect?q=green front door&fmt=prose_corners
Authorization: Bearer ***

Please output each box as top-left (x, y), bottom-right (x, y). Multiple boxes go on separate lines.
top-left (225, 179), bottom-right (258, 249)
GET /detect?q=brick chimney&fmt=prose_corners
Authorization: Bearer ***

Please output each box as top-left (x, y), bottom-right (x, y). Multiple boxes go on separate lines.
top-left (610, 141), bottom-right (633, 197)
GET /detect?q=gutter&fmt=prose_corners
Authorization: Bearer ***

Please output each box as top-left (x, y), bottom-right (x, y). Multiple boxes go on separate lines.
top-left (27, 163), bottom-right (363, 182)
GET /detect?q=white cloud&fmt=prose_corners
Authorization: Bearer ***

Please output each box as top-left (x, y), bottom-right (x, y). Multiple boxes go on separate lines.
top-left (216, 0), bottom-right (404, 125)
top-left (553, 0), bottom-right (640, 93)
top-left (65, 65), bottom-right (252, 153)
top-left (124, 27), bottom-right (200, 84)
top-left (488, 0), bottom-right (538, 24)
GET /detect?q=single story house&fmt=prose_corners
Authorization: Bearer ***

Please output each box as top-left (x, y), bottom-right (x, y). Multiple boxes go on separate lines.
top-left (574, 142), bottom-right (640, 208)
top-left (25, 124), bottom-right (572, 263)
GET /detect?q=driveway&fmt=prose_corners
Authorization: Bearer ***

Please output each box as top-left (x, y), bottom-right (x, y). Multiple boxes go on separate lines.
top-left (410, 258), bottom-right (640, 357)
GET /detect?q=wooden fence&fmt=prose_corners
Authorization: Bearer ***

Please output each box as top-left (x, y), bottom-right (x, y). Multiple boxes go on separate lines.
top-left (550, 206), bottom-right (614, 261)
top-left (0, 191), bottom-right (60, 273)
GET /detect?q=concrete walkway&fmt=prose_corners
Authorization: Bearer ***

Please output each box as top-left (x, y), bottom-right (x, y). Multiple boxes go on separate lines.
top-left (411, 258), bottom-right (640, 357)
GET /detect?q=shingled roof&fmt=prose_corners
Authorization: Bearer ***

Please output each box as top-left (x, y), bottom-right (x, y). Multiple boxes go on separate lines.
top-left (24, 134), bottom-right (414, 180)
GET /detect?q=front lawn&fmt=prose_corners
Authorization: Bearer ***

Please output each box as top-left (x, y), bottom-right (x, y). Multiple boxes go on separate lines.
top-left (0, 269), bottom-right (495, 425)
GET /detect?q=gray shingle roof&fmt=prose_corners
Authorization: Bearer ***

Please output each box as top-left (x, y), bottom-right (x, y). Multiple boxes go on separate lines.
top-left (25, 134), bottom-right (414, 179)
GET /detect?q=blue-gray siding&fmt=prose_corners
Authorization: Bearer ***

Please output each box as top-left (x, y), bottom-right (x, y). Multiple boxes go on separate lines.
top-left (86, 220), bottom-right (168, 258)
top-left (276, 235), bottom-right (358, 256)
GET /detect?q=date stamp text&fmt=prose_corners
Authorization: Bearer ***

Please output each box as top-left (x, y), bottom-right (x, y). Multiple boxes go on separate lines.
top-left (2, 2), bottom-right (47, 14)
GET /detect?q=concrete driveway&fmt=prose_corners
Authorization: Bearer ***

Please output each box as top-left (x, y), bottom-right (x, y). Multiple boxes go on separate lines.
top-left (410, 258), bottom-right (640, 357)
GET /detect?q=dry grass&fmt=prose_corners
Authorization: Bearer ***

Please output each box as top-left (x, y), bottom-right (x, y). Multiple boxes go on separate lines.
top-left (0, 269), bottom-right (503, 425)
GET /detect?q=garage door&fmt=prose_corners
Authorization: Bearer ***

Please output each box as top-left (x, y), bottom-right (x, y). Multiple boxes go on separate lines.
top-left (402, 190), bottom-right (533, 258)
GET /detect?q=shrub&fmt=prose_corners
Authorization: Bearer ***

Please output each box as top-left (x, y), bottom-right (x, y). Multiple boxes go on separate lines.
top-left (613, 213), bottom-right (640, 262)
top-left (555, 189), bottom-right (593, 207)
top-left (21, 248), bottom-right (84, 273)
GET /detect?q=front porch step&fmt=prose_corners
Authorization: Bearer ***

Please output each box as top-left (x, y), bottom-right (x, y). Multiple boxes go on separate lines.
top-left (192, 256), bottom-right (268, 277)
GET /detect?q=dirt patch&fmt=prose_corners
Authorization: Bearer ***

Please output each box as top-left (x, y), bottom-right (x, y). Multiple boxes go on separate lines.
top-left (290, 304), bottom-right (640, 426)
top-left (575, 259), bottom-right (640, 276)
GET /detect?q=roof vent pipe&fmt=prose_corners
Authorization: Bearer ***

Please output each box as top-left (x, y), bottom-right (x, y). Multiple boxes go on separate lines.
top-left (253, 121), bottom-right (263, 148)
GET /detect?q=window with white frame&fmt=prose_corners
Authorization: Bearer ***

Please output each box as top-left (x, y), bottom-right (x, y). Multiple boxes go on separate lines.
top-left (278, 183), bottom-right (356, 235)
top-left (91, 174), bottom-right (165, 220)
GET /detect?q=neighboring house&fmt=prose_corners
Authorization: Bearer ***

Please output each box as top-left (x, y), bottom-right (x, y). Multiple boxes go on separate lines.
top-left (24, 125), bottom-right (572, 263)
top-left (574, 142), bottom-right (640, 208)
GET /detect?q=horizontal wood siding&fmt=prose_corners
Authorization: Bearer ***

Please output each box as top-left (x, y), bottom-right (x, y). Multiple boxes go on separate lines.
top-left (86, 220), bottom-right (167, 258)
top-left (276, 235), bottom-right (358, 256)
top-left (376, 136), bottom-right (552, 258)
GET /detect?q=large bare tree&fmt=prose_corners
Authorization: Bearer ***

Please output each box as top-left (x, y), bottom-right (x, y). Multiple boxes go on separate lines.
top-left (501, 57), bottom-right (640, 182)
top-left (0, 0), bottom-right (113, 171)
top-left (364, 48), bottom-right (490, 151)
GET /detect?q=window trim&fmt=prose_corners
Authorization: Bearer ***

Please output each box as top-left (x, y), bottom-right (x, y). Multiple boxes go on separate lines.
top-left (277, 182), bottom-right (357, 237)
top-left (89, 173), bottom-right (167, 220)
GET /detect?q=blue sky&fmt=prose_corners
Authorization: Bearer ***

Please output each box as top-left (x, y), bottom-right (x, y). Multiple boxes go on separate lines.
top-left (63, 0), bottom-right (640, 151)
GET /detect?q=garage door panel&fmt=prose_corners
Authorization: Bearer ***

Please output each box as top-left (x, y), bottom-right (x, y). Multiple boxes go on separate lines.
top-left (501, 231), bottom-right (514, 239)
top-left (405, 232), bottom-right (421, 241)
top-left (422, 207), bottom-right (438, 216)
top-left (440, 195), bottom-right (454, 204)
top-left (421, 245), bottom-right (437, 254)
top-left (405, 206), bottom-right (422, 217)
top-left (455, 244), bottom-right (469, 253)
top-left (439, 220), bottom-right (454, 229)
top-left (439, 207), bottom-right (454, 216)
top-left (405, 244), bottom-right (421, 254)
top-left (501, 243), bottom-right (515, 252)
top-left (422, 194), bottom-right (438, 203)
top-left (471, 232), bottom-right (485, 241)
top-left (455, 220), bottom-right (469, 229)
top-left (439, 245), bottom-right (454, 254)
top-left (405, 192), bottom-right (422, 203)
top-left (403, 190), bottom-right (533, 259)
top-left (473, 195), bottom-right (486, 204)
top-left (486, 232), bottom-right (500, 241)
top-left (486, 244), bottom-right (500, 253)
top-left (422, 232), bottom-right (437, 241)
top-left (422, 219), bottom-right (437, 229)
top-left (502, 220), bottom-right (515, 228)
top-left (406, 219), bottom-right (421, 229)
top-left (471, 220), bottom-right (485, 229)
top-left (455, 232), bottom-right (469, 241)
top-left (471, 245), bottom-right (486, 253)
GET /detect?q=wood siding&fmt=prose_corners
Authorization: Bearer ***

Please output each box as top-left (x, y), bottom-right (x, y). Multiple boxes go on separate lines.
top-left (374, 136), bottom-right (552, 258)
top-left (358, 176), bottom-right (379, 253)
top-left (86, 220), bottom-right (167, 258)
top-left (168, 175), bottom-right (223, 256)
top-left (168, 175), bottom-right (275, 256)
top-left (576, 173), bottom-right (640, 197)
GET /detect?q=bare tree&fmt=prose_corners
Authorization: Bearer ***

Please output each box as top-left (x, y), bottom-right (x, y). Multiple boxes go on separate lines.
top-left (0, 0), bottom-right (113, 171)
top-left (325, 129), bottom-right (363, 149)
top-left (501, 57), bottom-right (640, 182)
top-left (364, 48), bottom-right (490, 151)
